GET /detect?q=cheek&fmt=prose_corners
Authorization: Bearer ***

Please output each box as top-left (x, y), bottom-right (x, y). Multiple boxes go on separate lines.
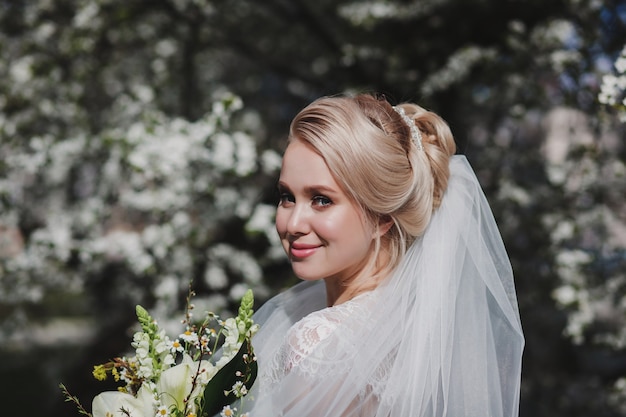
top-left (275, 208), bottom-right (287, 236)
top-left (314, 214), bottom-right (343, 241)
top-left (319, 212), bottom-right (371, 244)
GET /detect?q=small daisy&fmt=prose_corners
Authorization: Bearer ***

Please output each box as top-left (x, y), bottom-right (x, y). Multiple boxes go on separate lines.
top-left (170, 339), bottom-right (185, 354)
top-left (232, 380), bottom-right (248, 397)
top-left (155, 405), bottom-right (169, 416)
top-left (220, 405), bottom-right (236, 417)
top-left (180, 329), bottom-right (199, 345)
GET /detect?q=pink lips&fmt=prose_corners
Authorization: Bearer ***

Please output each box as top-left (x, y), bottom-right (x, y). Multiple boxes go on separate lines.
top-left (290, 242), bottom-right (320, 259)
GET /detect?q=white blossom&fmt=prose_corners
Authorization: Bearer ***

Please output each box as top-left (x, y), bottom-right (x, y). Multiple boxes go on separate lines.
top-left (204, 264), bottom-right (229, 290)
top-left (552, 284), bottom-right (579, 307)
top-left (598, 44), bottom-right (626, 121)
top-left (232, 132), bottom-right (257, 176)
top-left (497, 179), bottom-right (532, 206)
top-left (421, 46), bottom-right (497, 96)
top-left (2, 81), bottom-right (273, 350)
top-left (260, 149), bottom-right (282, 174)
top-left (9, 55), bottom-right (35, 84)
top-left (73, 2), bottom-right (100, 28)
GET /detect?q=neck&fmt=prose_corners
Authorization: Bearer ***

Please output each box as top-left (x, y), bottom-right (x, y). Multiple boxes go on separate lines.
top-left (324, 248), bottom-right (392, 306)
top-left (324, 280), bottom-right (349, 307)
top-left (324, 270), bottom-right (386, 307)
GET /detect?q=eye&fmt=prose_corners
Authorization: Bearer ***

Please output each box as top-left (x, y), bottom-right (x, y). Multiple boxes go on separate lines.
top-left (312, 195), bottom-right (332, 207)
top-left (278, 192), bottom-right (295, 206)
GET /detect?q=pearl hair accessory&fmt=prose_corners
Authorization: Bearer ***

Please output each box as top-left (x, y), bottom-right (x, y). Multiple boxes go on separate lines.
top-left (393, 106), bottom-right (423, 151)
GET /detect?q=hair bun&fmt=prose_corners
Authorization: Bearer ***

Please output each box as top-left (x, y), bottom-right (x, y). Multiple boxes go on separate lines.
top-left (398, 103), bottom-right (456, 210)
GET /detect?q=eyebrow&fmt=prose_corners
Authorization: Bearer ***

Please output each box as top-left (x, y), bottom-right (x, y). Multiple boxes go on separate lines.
top-left (277, 181), bottom-right (338, 195)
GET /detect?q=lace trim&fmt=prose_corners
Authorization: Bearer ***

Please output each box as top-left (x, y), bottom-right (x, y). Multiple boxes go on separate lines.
top-left (260, 293), bottom-right (373, 390)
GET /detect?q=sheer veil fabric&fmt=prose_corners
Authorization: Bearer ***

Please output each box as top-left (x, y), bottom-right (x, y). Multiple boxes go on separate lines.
top-left (244, 156), bottom-right (524, 417)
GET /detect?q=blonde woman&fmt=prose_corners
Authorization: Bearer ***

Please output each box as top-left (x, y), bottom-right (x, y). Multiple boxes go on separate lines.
top-left (245, 93), bottom-right (524, 417)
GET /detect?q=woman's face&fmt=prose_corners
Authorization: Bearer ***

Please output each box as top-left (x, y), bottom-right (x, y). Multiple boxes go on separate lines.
top-left (276, 139), bottom-right (376, 285)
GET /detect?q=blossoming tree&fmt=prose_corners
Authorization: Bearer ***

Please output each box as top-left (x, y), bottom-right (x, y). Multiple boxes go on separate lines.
top-left (1, 1), bottom-right (626, 417)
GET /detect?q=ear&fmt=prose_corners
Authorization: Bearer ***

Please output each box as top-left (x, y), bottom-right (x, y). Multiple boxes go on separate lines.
top-left (375, 215), bottom-right (394, 238)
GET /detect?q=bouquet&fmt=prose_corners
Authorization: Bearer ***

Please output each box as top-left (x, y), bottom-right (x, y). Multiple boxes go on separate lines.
top-left (61, 288), bottom-right (259, 417)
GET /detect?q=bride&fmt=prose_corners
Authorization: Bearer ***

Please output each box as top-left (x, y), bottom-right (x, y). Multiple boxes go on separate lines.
top-left (242, 93), bottom-right (524, 416)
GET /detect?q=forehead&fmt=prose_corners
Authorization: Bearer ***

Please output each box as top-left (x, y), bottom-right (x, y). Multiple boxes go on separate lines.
top-left (280, 140), bottom-right (336, 185)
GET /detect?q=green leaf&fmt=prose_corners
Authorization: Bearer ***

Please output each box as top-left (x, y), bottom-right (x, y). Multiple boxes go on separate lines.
top-left (202, 339), bottom-right (257, 417)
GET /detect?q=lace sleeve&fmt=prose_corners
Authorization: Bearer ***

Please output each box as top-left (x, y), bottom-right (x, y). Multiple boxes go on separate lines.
top-left (254, 294), bottom-right (384, 417)
top-left (283, 310), bottom-right (340, 371)
top-left (260, 293), bottom-right (372, 390)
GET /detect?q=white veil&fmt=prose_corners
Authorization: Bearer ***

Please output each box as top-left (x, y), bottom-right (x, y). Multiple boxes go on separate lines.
top-left (244, 155), bottom-right (524, 417)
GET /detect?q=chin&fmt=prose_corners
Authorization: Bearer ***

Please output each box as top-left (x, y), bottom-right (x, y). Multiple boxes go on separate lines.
top-left (291, 267), bottom-right (325, 282)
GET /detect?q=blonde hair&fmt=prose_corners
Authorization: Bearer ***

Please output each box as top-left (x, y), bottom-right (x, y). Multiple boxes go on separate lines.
top-left (288, 94), bottom-right (456, 287)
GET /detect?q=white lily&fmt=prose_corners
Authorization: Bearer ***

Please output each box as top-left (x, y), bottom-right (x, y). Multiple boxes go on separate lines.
top-left (92, 355), bottom-right (217, 417)
top-left (92, 387), bottom-right (153, 417)
top-left (155, 354), bottom-right (216, 412)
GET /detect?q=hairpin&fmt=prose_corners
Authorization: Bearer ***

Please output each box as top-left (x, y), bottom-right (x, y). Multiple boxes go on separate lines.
top-left (393, 106), bottom-right (423, 151)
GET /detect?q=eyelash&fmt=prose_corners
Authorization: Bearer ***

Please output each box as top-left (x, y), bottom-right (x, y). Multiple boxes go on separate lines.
top-left (312, 195), bottom-right (332, 207)
top-left (279, 192), bottom-right (294, 205)
top-left (277, 192), bottom-right (332, 208)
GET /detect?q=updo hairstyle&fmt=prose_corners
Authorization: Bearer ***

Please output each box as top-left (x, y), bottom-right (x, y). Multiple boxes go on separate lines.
top-left (288, 93), bottom-right (456, 282)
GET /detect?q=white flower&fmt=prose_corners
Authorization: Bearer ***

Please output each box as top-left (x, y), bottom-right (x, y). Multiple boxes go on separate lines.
top-left (155, 405), bottom-right (170, 416)
top-left (212, 133), bottom-right (236, 171)
top-left (552, 285), bottom-right (578, 306)
top-left (91, 230), bottom-right (154, 274)
top-left (616, 56), bottom-right (626, 74)
top-left (132, 332), bottom-right (155, 379)
top-left (599, 74), bottom-right (621, 105)
top-left (220, 405), bottom-right (237, 417)
top-left (73, 2), bottom-right (100, 28)
top-left (92, 387), bottom-right (153, 417)
top-left (216, 318), bottom-right (242, 368)
top-left (180, 329), bottom-right (199, 345)
top-left (10, 55), bottom-right (34, 84)
top-left (155, 39), bottom-right (177, 57)
top-left (133, 332), bottom-right (151, 357)
top-left (229, 283), bottom-right (250, 303)
top-left (153, 331), bottom-right (171, 354)
top-left (156, 355), bottom-right (217, 412)
top-left (245, 204), bottom-right (276, 235)
top-left (550, 220), bottom-right (575, 242)
top-left (162, 353), bottom-right (176, 367)
top-left (232, 132), bottom-right (257, 176)
top-left (139, 363), bottom-right (154, 380)
top-left (204, 264), bottom-right (228, 290)
top-left (231, 380), bottom-right (248, 398)
top-left (169, 339), bottom-right (185, 353)
top-left (260, 149), bottom-right (282, 174)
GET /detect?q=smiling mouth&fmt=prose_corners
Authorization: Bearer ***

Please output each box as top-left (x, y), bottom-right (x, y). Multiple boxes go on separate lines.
top-left (290, 243), bottom-right (320, 259)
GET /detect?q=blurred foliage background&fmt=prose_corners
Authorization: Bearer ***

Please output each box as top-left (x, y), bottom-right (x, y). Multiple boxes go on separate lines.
top-left (0, 0), bottom-right (625, 416)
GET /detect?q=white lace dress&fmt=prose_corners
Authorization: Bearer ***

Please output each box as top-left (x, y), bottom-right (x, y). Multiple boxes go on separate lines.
top-left (245, 282), bottom-right (388, 416)
top-left (261, 291), bottom-right (373, 390)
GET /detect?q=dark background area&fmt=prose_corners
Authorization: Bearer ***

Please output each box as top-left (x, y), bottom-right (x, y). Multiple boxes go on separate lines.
top-left (1, 1), bottom-right (626, 416)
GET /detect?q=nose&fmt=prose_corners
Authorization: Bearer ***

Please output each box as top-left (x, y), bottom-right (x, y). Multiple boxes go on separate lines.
top-left (285, 204), bottom-right (311, 237)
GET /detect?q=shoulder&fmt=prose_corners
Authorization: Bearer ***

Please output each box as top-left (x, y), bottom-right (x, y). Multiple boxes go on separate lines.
top-left (254, 281), bottom-right (326, 321)
top-left (258, 291), bottom-right (376, 389)
top-left (286, 307), bottom-right (341, 358)
top-left (285, 292), bottom-right (374, 367)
